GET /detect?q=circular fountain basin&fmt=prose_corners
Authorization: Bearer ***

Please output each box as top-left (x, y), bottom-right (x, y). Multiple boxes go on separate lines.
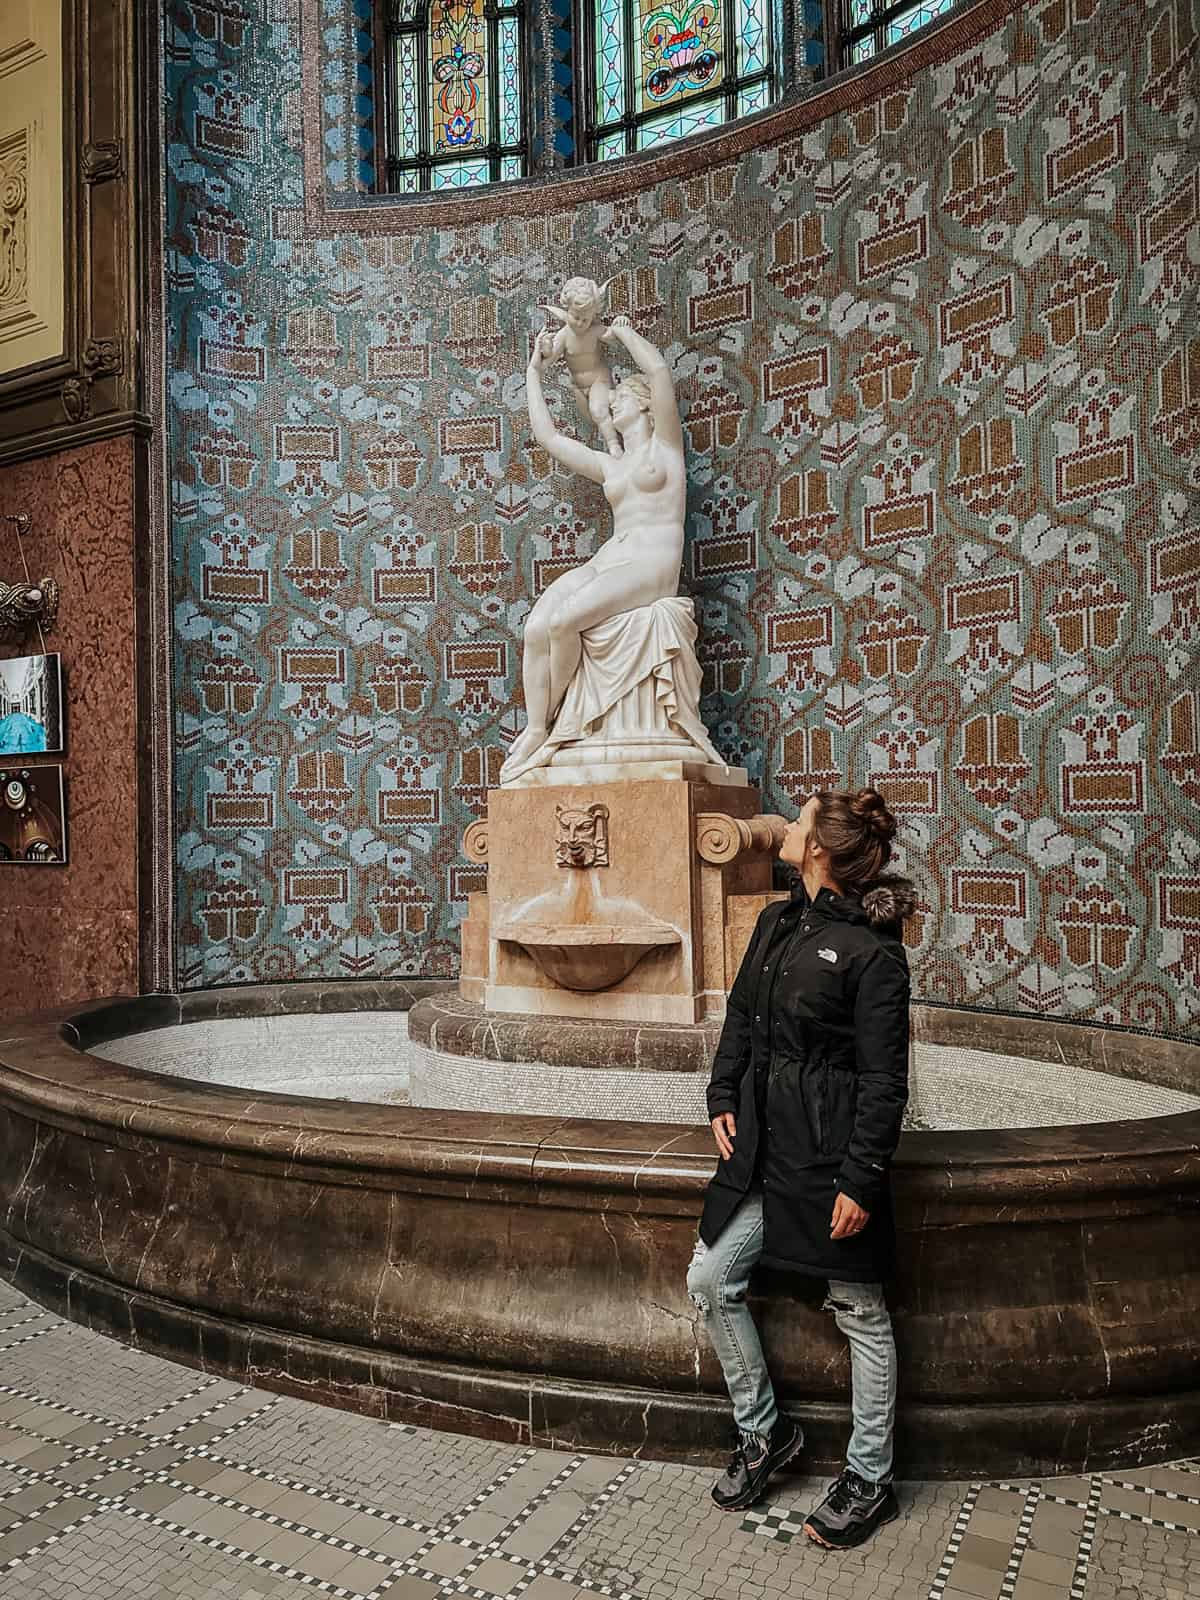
top-left (0, 982), bottom-right (1198, 1480)
top-left (403, 990), bottom-right (1200, 1128)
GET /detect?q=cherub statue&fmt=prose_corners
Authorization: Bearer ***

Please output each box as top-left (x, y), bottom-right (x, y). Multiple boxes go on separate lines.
top-left (539, 275), bottom-right (626, 458)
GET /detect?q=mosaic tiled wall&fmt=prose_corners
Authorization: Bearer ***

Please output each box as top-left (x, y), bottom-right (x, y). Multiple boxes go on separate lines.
top-left (165, 0), bottom-right (1200, 1035)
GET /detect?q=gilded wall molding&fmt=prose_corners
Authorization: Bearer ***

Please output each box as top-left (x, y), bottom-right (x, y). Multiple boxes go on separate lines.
top-left (0, 0), bottom-right (146, 463)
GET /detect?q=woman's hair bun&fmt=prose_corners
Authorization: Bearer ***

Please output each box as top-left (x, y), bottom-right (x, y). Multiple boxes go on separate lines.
top-left (851, 787), bottom-right (897, 841)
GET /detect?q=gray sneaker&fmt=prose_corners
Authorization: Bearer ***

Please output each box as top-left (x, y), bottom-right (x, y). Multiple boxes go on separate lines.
top-left (710, 1415), bottom-right (804, 1511)
top-left (803, 1468), bottom-right (899, 1548)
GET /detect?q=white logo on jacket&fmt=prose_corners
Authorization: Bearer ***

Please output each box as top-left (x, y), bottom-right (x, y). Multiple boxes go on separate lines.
top-left (817, 947), bottom-right (838, 963)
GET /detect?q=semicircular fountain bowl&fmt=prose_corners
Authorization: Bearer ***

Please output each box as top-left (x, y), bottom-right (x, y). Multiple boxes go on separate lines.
top-left (493, 920), bottom-right (681, 991)
top-left (1, 983), bottom-right (1198, 1480)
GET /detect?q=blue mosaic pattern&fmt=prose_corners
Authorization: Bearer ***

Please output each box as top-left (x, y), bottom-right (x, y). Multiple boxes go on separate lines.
top-left (165, 0), bottom-right (1200, 1044)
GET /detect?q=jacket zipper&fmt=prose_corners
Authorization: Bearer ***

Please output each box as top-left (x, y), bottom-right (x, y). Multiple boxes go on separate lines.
top-left (813, 1058), bottom-right (827, 1153)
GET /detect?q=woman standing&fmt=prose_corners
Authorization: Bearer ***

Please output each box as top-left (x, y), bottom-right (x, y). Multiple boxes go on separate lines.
top-left (686, 787), bottom-right (916, 1549)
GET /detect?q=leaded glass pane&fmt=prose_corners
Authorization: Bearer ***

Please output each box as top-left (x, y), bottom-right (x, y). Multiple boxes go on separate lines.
top-left (735, 0), bottom-right (768, 77)
top-left (850, 0), bottom-right (873, 23)
top-left (395, 0), bottom-right (423, 19)
top-left (498, 15), bottom-right (522, 146)
top-left (595, 0), bottom-right (626, 126)
top-left (431, 156), bottom-right (492, 187)
top-left (501, 153), bottom-right (523, 180)
top-left (635, 95), bottom-right (723, 148)
top-left (430, 0), bottom-right (489, 155)
top-left (395, 33), bottom-right (421, 159)
top-left (886, 0), bottom-right (954, 44)
top-left (598, 128), bottom-right (627, 159)
top-left (851, 33), bottom-right (875, 62)
top-left (738, 79), bottom-right (769, 117)
top-left (637, 0), bottom-right (724, 113)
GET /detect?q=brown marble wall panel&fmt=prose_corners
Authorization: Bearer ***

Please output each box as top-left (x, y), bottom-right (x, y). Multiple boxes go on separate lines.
top-left (0, 435), bottom-right (138, 1017)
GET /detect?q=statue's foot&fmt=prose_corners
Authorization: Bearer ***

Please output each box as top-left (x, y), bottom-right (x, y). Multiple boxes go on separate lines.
top-left (605, 441), bottom-right (624, 457)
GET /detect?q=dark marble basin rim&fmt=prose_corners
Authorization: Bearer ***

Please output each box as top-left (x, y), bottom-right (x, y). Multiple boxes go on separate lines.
top-left (0, 988), bottom-right (1196, 1202)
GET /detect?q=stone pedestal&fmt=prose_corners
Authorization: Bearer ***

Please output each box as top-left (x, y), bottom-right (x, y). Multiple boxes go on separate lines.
top-left (460, 771), bottom-right (787, 1026)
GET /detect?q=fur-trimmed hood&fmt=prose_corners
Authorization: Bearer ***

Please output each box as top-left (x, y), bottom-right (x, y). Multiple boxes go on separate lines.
top-left (860, 874), bottom-right (919, 929)
top-left (790, 871), bottom-right (918, 930)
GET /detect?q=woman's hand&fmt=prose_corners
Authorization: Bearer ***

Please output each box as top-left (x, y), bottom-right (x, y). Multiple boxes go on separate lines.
top-left (830, 1191), bottom-right (869, 1239)
top-left (529, 329), bottom-right (556, 372)
top-left (710, 1113), bottom-right (736, 1160)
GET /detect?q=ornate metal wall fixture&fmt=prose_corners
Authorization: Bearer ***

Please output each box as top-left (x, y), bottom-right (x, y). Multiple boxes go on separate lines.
top-left (0, 578), bottom-right (60, 642)
top-left (0, 516), bottom-right (59, 641)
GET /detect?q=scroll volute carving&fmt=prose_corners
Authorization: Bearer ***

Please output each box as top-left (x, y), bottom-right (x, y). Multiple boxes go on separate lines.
top-left (0, 130), bottom-right (29, 314)
top-left (462, 818), bottom-right (489, 863)
top-left (695, 812), bottom-right (787, 865)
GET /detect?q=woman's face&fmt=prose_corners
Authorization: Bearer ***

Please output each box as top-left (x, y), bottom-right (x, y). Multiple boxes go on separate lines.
top-left (610, 385), bottom-right (645, 432)
top-left (779, 794), bottom-right (820, 868)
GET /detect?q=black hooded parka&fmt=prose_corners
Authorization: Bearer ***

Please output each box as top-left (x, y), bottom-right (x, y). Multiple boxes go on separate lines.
top-left (699, 873), bottom-right (916, 1283)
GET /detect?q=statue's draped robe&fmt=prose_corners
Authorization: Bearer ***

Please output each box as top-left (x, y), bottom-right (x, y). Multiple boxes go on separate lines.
top-left (503, 597), bottom-right (725, 781)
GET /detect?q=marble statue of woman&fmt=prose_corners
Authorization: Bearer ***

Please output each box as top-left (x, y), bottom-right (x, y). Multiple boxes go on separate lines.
top-left (499, 314), bottom-right (725, 786)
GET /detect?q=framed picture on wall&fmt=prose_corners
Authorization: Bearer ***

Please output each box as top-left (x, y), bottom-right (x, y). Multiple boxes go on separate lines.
top-left (0, 765), bottom-right (68, 865)
top-left (0, 653), bottom-right (64, 756)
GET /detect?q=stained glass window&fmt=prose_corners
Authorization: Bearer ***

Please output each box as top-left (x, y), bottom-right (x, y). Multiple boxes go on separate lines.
top-left (587, 0), bottom-right (782, 158)
top-left (381, 0), bottom-right (528, 190)
top-left (374, 1), bottom-right (964, 189)
top-left (835, 0), bottom-right (955, 70)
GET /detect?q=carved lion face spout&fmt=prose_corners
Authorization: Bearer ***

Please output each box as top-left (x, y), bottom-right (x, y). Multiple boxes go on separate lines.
top-left (555, 802), bottom-right (610, 869)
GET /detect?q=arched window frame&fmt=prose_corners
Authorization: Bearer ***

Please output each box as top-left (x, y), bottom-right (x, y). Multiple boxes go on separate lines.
top-left (370, 0), bottom-right (965, 190)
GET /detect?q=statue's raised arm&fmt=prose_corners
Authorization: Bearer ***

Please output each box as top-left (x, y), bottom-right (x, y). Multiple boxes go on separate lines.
top-left (525, 330), bottom-right (609, 485)
top-left (603, 317), bottom-right (685, 457)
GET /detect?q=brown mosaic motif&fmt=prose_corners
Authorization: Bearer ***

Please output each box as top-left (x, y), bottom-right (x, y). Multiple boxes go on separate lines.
top-left (165, 0), bottom-right (1199, 1036)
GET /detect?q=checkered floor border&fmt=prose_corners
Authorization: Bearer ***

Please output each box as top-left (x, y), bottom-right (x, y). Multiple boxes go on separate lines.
top-left (739, 1504), bottom-right (809, 1543)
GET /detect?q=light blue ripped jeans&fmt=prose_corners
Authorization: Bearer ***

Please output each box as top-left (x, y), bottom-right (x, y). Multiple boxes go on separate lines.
top-left (686, 1187), bottom-right (898, 1485)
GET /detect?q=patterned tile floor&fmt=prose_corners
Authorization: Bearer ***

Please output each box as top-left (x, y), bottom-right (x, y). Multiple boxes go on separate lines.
top-left (1, 1281), bottom-right (1197, 1599)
